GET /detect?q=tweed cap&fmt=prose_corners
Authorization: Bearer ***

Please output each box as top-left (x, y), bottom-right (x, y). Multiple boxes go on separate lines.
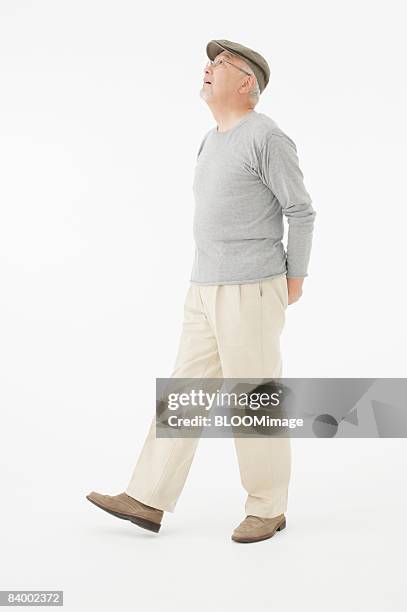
top-left (206, 39), bottom-right (270, 93)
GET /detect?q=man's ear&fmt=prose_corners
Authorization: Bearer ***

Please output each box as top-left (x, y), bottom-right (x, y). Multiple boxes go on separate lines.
top-left (239, 74), bottom-right (255, 93)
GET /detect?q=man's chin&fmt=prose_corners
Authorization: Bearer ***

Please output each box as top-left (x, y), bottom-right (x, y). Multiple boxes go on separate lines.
top-left (199, 88), bottom-right (213, 101)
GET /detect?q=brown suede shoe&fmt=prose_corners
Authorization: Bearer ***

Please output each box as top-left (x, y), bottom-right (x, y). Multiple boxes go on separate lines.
top-left (86, 491), bottom-right (164, 533)
top-left (231, 513), bottom-right (286, 543)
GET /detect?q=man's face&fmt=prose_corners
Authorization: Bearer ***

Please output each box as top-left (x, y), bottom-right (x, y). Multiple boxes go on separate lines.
top-left (200, 51), bottom-right (252, 104)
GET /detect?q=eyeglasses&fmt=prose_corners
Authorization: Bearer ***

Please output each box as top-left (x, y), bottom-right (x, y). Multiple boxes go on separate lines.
top-left (205, 56), bottom-right (253, 77)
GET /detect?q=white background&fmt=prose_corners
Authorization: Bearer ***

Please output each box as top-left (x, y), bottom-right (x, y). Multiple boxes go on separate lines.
top-left (1, 1), bottom-right (406, 610)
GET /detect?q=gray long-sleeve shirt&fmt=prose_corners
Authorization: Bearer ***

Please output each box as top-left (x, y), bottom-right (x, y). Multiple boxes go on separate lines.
top-left (190, 109), bottom-right (316, 285)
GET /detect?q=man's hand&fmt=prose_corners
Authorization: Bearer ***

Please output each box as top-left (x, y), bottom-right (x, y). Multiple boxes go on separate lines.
top-left (287, 277), bottom-right (304, 305)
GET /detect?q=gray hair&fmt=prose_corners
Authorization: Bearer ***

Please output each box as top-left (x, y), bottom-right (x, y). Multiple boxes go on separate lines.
top-left (248, 75), bottom-right (261, 104)
top-left (241, 59), bottom-right (261, 105)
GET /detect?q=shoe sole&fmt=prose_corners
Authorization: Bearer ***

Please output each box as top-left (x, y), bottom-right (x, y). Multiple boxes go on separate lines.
top-left (231, 518), bottom-right (286, 543)
top-left (86, 495), bottom-right (161, 533)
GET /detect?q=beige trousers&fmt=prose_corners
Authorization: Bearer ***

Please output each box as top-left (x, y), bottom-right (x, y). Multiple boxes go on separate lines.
top-left (125, 274), bottom-right (292, 518)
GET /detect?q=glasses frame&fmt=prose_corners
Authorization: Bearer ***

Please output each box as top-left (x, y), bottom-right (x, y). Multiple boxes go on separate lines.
top-left (205, 56), bottom-right (253, 77)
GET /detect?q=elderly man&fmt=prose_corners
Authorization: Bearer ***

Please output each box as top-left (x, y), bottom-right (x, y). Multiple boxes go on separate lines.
top-left (87, 39), bottom-right (316, 543)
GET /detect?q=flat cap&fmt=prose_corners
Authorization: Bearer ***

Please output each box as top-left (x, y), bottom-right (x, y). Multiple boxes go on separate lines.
top-left (206, 39), bottom-right (270, 94)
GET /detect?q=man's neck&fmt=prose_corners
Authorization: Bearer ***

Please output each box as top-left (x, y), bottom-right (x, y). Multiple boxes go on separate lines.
top-left (210, 107), bottom-right (255, 133)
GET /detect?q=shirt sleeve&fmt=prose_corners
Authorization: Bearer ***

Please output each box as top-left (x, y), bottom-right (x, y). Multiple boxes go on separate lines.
top-left (257, 130), bottom-right (317, 278)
